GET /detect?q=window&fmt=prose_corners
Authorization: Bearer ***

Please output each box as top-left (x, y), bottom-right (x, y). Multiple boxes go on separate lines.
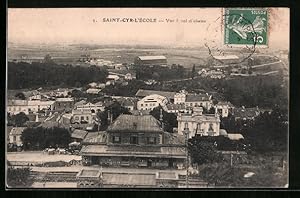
top-left (141, 104), bottom-right (143, 107)
top-left (75, 116), bottom-right (79, 120)
top-left (147, 137), bottom-right (156, 144)
top-left (184, 122), bottom-right (189, 130)
top-left (113, 136), bottom-right (121, 143)
top-left (86, 116), bottom-right (89, 120)
top-left (81, 116), bottom-right (84, 121)
top-left (130, 136), bottom-right (138, 144)
top-left (13, 136), bottom-right (16, 142)
top-left (208, 123), bottom-right (214, 132)
top-left (145, 104), bottom-right (148, 106)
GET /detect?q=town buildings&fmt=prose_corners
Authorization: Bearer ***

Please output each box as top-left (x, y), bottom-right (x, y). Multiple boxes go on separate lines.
top-left (212, 55), bottom-right (239, 65)
top-left (54, 98), bottom-right (74, 112)
top-left (177, 106), bottom-right (221, 138)
top-left (135, 89), bottom-right (176, 102)
top-left (134, 55), bottom-right (167, 67)
top-left (137, 94), bottom-right (168, 111)
top-left (174, 91), bottom-right (213, 110)
top-left (80, 114), bottom-right (186, 168)
top-left (74, 101), bottom-right (105, 113)
top-left (71, 109), bottom-right (95, 124)
top-left (7, 99), bottom-right (55, 115)
top-left (8, 127), bottom-right (26, 146)
top-left (86, 88), bottom-right (102, 95)
top-left (215, 101), bottom-right (234, 117)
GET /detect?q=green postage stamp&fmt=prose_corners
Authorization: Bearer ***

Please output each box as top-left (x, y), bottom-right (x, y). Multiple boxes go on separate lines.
top-left (224, 8), bottom-right (268, 47)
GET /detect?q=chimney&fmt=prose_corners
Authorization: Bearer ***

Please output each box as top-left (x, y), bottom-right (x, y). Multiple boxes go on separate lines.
top-left (107, 110), bottom-right (111, 124)
top-left (159, 108), bottom-right (164, 129)
top-left (35, 113), bottom-right (39, 122)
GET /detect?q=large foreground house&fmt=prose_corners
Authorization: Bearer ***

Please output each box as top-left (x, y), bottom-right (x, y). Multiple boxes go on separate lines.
top-left (80, 114), bottom-right (186, 169)
top-left (177, 106), bottom-right (221, 138)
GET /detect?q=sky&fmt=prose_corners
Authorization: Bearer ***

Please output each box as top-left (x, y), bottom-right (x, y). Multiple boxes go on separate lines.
top-left (8, 8), bottom-right (289, 49)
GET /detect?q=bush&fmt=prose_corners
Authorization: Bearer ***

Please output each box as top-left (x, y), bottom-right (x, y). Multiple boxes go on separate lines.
top-left (7, 167), bottom-right (32, 188)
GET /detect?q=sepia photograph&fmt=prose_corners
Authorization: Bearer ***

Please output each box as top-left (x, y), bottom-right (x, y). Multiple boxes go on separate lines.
top-left (6, 8), bottom-right (289, 189)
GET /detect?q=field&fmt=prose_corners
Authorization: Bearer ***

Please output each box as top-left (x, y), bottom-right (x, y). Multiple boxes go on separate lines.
top-left (8, 43), bottom-right (288, 74)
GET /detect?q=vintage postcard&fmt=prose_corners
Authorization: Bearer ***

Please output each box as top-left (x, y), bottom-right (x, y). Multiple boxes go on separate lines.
top-left (6, 8), bottom-right (289, 189)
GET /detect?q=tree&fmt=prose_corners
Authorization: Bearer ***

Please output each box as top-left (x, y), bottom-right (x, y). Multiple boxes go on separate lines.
top-left (199, 156), bottom-right (286, 187)
top-left (12, 112), bottom-right (29, 127)
top-left (43, 54), bottom-right (54, 64)
top-left (149, 105), bottom-right (177, 132)
top-left (7, 166), bottom-right (33, 188)
top-left (188, 136), bottom-right (223, 165)
top-left (96, 101), bottom-right (131, 130)
top-left (15, 92), bottom-right (26, 100)
top-left (7, 61), bottom-right (108, 89)
top-left (241, 108), bottom-right (288, 153)
top-left (21, 127), bottom-right (71, 150)
top-left (191, 64), bottom-right (196, 79)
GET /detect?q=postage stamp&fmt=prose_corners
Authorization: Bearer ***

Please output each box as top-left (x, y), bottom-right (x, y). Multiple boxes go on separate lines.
top-left (224, 8), bottom-right (268, 46)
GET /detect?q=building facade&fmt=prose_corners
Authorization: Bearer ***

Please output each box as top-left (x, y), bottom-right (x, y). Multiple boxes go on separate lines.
top-left (215, 101), bottom-right (234, 117)
top-left (177, 106), bottom-right (220, 138)
top-left (7, 100), bottom-right (55, 115)
top-left (75, 101), bottom-right (104, 113)
top-left (8, 127), bottom-right (26, 146)
top-left (71, 109), bottom-right (95, 124)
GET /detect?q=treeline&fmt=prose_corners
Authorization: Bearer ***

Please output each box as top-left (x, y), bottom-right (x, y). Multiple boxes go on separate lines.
top-left (21, 127), bottom-right (71, 150)
top-left (218, 76), bottom-right (288, 109)
top-left (8, 62), bottom-right (108, 89)
top-left (220, 107), bottom-right (288, 153)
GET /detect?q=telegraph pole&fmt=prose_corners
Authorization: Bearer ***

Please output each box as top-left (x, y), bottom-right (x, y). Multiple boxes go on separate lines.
top-left (184, 123), bottom-right (189, 188)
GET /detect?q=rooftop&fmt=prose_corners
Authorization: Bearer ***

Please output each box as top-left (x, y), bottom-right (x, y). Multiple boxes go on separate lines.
top-left (137, 56), bottom-right (167, 61)
top-left (103, 172), bottom-right (156, 186)
top-left (82, 132), bottom-right (107, 144)
top-left (135, 89), bottom-right (176, 100)
top-left (77, 169), bottom-right (101, 178)
top-left (186, 94), bottom-right (211, 102)
top-left (213, 55), bottom-right (239, 60)
top-left (107, 114), bottom-right (163, 133)
top-left (166, 103), bottom-right (186, 111)
top-left (55, 98), bottom-right (74, 102)
top-left (71, 129), bottom-right (88, 140)
top-left (7, 100), bottom-right (28, 106)
top-left (80, 145), bottom-right (186, 158)
top-left (227, 133), bottom-right (244, 140)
